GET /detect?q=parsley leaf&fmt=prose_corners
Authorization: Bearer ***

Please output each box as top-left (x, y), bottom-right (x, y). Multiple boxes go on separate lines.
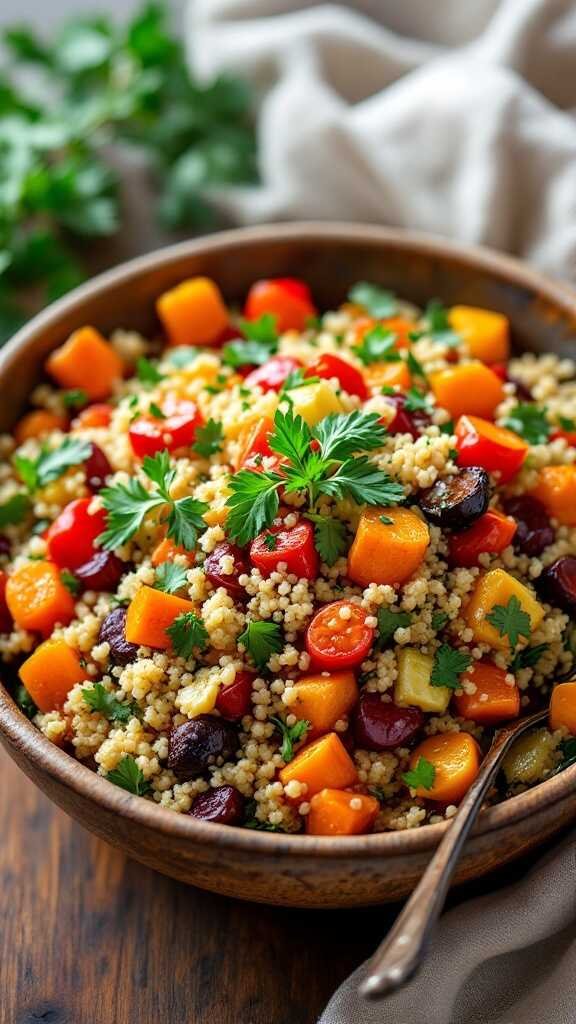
top-left (225, 469), bottom-right (283, 547)
top-left (558, 416), bottom-right (576, 433)
top-left (14, 437), bottom-right (92, 492)
top-left (305, 513), bottom-right (348, 566)
top-left (317, 456), bottom-right (405, 506)
top-left (62, 388), bottom-right (88, 409)
top-left (82, 682), bottom-right (139, 723)
top-left (270, 406), bottom-right (312, 472)
top-left (106, 755), bottom-right (151, 796)
top-left (263, 533), bottom-right (277, 551)
top-left (167, 611), bottom-right (209, 659)
top-left (270, 716), bottom-right (310, 762)
top-left (406, 351), bottom-right (427, 381)
top-left (424, 300), bottom-right (461, 347)
top-left (353, 325), bottom-right (400, 366)
top-left (431, 611), bottom-right (449, 631)
top-left (193, 418), bottom-right (224, 458)
top-left (510, 642), bottom-right (549, 673)
top-left (238, 619), bottom-right (283, 670)
top-left (0, 492), bottom-right (30, 526)
top-left (99, 478), bottom-right (165, 550)
top-left (503, 404), bottom-right (551, 445)
top-left (136, 356), bottom-right (164, 385)
top-left (486, 595), bottom-right (532, 649)
top-left (404, 388), bottom-right (433, 413)
top-left (377, 607), bottom-right (412, 646)
top-left (60, 569), bottom-right (80, 596)
top-left (348, 281), bottom-right (398, 318)
top-left (154, 562), bottom-right (189, 594)
top-left (312, 410), bottom-right (387, 462)
top-left (222, 314), bottom-right (278, 369)
top-left (280, 368), bottom-right (319, 393)
top-left (15, 683), bottom-right (37, 719)
top-left (430, 644), bottom-right (472, 689)
top-left (148, 402), bottom-right (166, 420)
top-left (402, 756), bottom-right (436, 790)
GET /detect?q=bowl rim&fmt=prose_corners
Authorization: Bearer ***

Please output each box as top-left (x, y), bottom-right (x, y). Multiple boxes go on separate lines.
top-left (1, 219), bottom-right (576, 859)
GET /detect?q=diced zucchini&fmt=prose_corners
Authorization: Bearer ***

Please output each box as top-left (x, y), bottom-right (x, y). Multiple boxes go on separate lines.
top-left (502, 728), bottom-right (556, 785)
top-left (395, 648), bottom-right (451, 714)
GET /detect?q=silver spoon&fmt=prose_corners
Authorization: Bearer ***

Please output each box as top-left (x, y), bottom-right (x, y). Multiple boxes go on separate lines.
top-left (360, 707), bottom-right (548, 1001)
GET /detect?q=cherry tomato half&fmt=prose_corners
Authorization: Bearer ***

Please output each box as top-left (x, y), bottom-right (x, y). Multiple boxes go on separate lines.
top-left (73, 403), bottom-right (114, 429)
top-left (244, 278), bottom-right (317, 333)
top-left (250, 520), bottom-right (318, 580)
top-left (306, 353), bottom-right (368, 400)
top-left (236, 417), bottom-right (274, 469)
top-left (455, 414), bottom-right (528, 484)
top-left (448, 508), bottom-right (517, 567)
top-left (129, 395), bottom-right (204, 458)
top-left (244, 356), bottom-right (302, 394)
top-left (306, 599), bottom-right (374, 670)
top-left (216, 670), bottom-right (255, 719)
top-left (46, 498), bottom-right (107, 570)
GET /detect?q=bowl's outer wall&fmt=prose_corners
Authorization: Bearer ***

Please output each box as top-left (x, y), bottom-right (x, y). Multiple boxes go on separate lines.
top-left (1, 224), bottom-right (576, 906)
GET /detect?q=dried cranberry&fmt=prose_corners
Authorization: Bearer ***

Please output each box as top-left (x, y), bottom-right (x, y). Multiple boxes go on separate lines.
top-left (418, 467), bottom-right (490, 531)
top-left (98, 607), bottom-right (139, 665)
top-left (502, 495), bottom-right (555, 557)
top-left (0, 536), bottom-right (11, 557)
top-left (353, 694), bottom-right (424, 751)
top-left (84, 443), bottom-right (112, 492)
top-left (168, 716), bottom-right (238, 780)
top-left (508, 377), bottom-right (534, 403)
top-left (75, 551), bottom-right (125, 592)
top-left (216, 671), bottom-right (254, 719)
top-left (189, 785), bottom-right (245, 825)
top-left (204, 542), bottom-right (248, 599)
top-left (537, 556), bottom-right (576, 610)
top-left (383, 394), bottom-right (431, 440)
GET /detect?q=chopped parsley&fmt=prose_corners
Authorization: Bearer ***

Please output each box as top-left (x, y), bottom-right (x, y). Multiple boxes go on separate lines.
top-left (406, 350), bottom-right (427, 381)
top-left (510, 643), bottom-right (549, 673)
top-left (557, 416), bottom-right (576, 433)
top-left (353, 324), bottom-right (400, 365)
top-left (154, 562), bottom-right (189, 594)
top-left (280, 368), bottom-right (319, 392)
top-left (486, 595), bottom-right (532, 649)
top-left (262, 532), bottom-right (278, 551)
top-left (15, 683), bottom-right (37, 720)
top-left (348, 281), bottom-right (397, 318)
top-left (60, 570), bottom-right (81, 596)
top-left (136, 356), bottom-right (164, 385)
top-left (14, 437), bottom-right (92, 493)
top-left (222, 314), bottom-right (278, 369)
top-left (0, 492), bottom-right (30, 527)
top-left (193, 418), bottom-right (224, 458)
top-left (503, 403), bottom-right (551, 445)
top-left (82, 682), bottom-right (139, 723)
top-left (424, 300), bottom-right (461, 347)
top-left (404, 388), bottom-right (433, 413)
top-left (148, 402), bottom-right (166, 420)
top-left (379, 514), bottom-right (394, 525)
top-left (431, 611), bottom-right (449, 631)
top-left (270, 716), bottom-right (310, 763)
top-left (167, 611), bottom-right (209, 659)
top-left (430, 643), bottom-right (472, 689)
top-left (62, 388), bottom-right (88, 409)
top-left (402, 756), bottom-right (436, 791)
top-left (106, 755), bottom-right (151, 796)
top-left (99, 449), bottom-right (208, 551)
top-left (306, 513), bottom-right (348, 566)
top-left (377, 607), bottom-right (412, 646)
top-left (238, 619), bottom-right (283, 670)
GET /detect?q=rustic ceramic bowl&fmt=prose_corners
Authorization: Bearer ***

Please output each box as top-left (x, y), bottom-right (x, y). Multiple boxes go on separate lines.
top-left (1, 223), bottom-right (576, 908)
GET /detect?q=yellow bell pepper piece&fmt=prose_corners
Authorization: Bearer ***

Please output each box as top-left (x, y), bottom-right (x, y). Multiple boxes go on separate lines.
top-left (395, 649), bottom-right (451, 714)
top-left (464, 568), bottom-right (544, 650)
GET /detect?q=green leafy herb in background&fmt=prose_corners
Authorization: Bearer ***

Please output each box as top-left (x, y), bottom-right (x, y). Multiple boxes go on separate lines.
top-left (348, 282), bottom-right (397, 319)
top-left (503, 404), bottom-right (551, 446)
top-left (0, 3), bottom-right (257, 343)
top-left (14, 437), bottom-right (92, 492)
top-left (270, 716), bottom-right (310, 763)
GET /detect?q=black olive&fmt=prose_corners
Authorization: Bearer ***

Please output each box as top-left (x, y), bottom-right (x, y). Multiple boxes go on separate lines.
top-left (502, 495), bottom-right (555, 557)
top-left (537, 556), bottom-right (576, 610)
top-left (418, 467), bottom-right (490, 531)
top-left (98, 607), bottom-right (139, 666)
top-left (168, 716), bottom-right (238, 780)
top-left (189, 785), bottom-right (245, 825)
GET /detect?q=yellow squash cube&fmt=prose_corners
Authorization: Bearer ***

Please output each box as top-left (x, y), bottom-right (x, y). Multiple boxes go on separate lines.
top-left (464, 569), bottom-right (544, 650)
top-left (395, 648), bottom-right (451, 714)
top-left (449, 305), bottom-right (510, 364)
top-left (290, 379), bottom-right (343, 426)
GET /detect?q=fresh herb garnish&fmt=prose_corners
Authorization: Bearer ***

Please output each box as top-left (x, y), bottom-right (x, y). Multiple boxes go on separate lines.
top-left (136, 356), bottom-right (164, 386)
top-left (82, 682), bottom-right (139, 723)
top-left (424, 300), bottom-right (461, 347)
top-left (557, 416), bottom-right (576, 433)
top-left (353, 325), bottom-right (400, 366)
top-left (148, 402), bottom-right (166, 420)
top-left (503, 404), bottom-right (551, 445)
top-left (377, 606), bottom-right (412, 646)
top-left (154, 562), bottom-right (189, 595)
top-left (167, 611), bottom-right (209, 658)
top-left (280, 368), bottom-right (319, 393)
top-left (270, 716), bottom-right (310, 763)
top-left (402, 756), bottom-right (436, 790)
top-left (0, 492), bottom-right (30, 527)
top-left (262, 533), bottom-right (278, 551)
top-left (404, 388), bottom-right (433, 413)
top-left (193, 418), bottom-right (224, 458)
top-left (406, 351), bottom-right (427, 381)
top-left (62, 388), bottom-right (88, 409)
top-left (486, 595), bottom-right (532, 649)
top-left (238, 619), bottom-right (283, 670)
top-left (431, 611), bottom-right (449, 631)
top-left (14, 437), bottom-right (92, 492)
top-left (106, 754), bottom-right (151, 796)
top-left (60, 569), bottom-right (80, 596)
top-left (15, 683), bottom-right (37, 719)
top-left (305, 513), bottom-right (348, 566)
top-left (348, 282), bottom-right (397, 318)
top-left (379, 514), bottom-right (394, 525)
top-left (510, 643), bottom-right (549, 673)
top-left (222, 314), bottom-right (278, 369)
top-left (99, 449), bottom-right (208, 551)
top-left (430, 643), bottom-right (472, 689)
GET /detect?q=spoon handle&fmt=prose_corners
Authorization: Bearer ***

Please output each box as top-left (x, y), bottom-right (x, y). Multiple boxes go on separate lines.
top-left (359, 708), bottom-right (548, 1001)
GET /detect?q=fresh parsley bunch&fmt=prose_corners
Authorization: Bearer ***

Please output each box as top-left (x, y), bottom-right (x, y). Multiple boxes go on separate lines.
top-left (225, 406), bottom-right (405, 551)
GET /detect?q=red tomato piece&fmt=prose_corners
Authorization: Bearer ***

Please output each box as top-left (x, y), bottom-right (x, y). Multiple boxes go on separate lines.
top-left (306, 353), bottom-right (368, 400)
top-left (244, 278), bottom-right (317, 333)
top-left (489, 362), bottom-right (508, 381)
top-left (551, 428), bottom-right (576, 447)
top-left (216, 670), bottom-right (255, 719)
top-left (73, 403), bottom-right (114, 429)
top-left (306, 599), bottom-right (374, 670)
top-left (448, 508), bottom-right (517, 567)
top-left (250, 520), bottom-right (318, 580)
top-left (0, 571), bottom-right (13, 633)
top-left (129, 395), bottom-right (204, 458)
top-left (46, 498), bottom-right (107, 570)
top-left (236, 417), bottom-right (274, 469)
top-left (244, 356), bottom-right (302, 394)
top-left (455, 414), bottom-right (528, 484)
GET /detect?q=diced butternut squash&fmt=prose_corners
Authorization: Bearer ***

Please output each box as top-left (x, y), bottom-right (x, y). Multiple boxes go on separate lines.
top-left (19, 639), bottom-right (87, 712)
top-left (407, 733), bottom-right (480, 803)
top-left (464, 569), bottom-right (544, 650)
top-left (151, 537), bottom-right (190, 567)
top-left (289, 379), bottom-right (343, 427)
top-left (395, 648), bottom-right (450, 714)
top-left (46, 327), bottom-right (123, 401)
top-left (530, 466), bottom-right (576, 526)
top-left (306, 788), bottom-right (379, 836)
top-left (291, 671), bottom-right (358, 738)
top-left (279, 732), bottom-right (357, 798)
top-left (549, 681), bottom-right (576, 734)
top-left (125, 585), bottom-right (196, 650)
top-left (347, 507), bottom-right (429, 588)
top-left (157, 277), bottom-right (229, 347)
top-left (429, 361), bottom-right (505, 420)
top-left (15, 410), bottom-right (68, 444)
top-left (364, 360), bottom-right (411, 391)
top-left (454, 660), bottom-right (520, 724)
top-left (5, 561), bottom-right (76, 636)
top-left (502, 728), bottom-right (556, 785)
top-left (449, 306), bottom-right (510, 364)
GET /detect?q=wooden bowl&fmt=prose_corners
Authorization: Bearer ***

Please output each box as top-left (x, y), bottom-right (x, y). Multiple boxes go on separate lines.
top-left (1, 223), bottom-right (576, 908)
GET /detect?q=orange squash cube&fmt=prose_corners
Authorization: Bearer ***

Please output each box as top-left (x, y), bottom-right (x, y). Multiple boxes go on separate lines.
top-left (279, 732), bottom-right (357, 798)
top-left (306, 789), bottom-right (379, 835)
top-left (291, 671), bottom-right (358, 738)
top-left (46, 327), bottom-right (123, 401)
top-left (19, 639), bottom-right (87, 712)
top-left (464, 569), bottom-right (544, 650)
top-left (6, 561), bottom-right (76, 636)
top-left (15, 410), bottom-right (68, 444)
top-left (454, 660), bottom-right (520, 724)
top-left (347, 507), bottom-right (429, 588)
top-left (449, 306), bottom-right (510, 364)
top-left (549, 681), bottom-right (576, 734)
top-left (407, 733), bottom-right (481, 803)
top-left (125, 586), bottom-right (196, 650)
top-left (157, 277), bottom-right (229, 347)
top-left (531, 466), bottom-right (576, 526)
top-left (430, 361), bottom-right (505, 420)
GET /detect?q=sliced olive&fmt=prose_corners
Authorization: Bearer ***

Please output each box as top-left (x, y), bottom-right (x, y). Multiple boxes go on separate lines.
top-left (537, 556), bottom-right (576, 610)
top-left (418, 467), bottom-right (489, 531)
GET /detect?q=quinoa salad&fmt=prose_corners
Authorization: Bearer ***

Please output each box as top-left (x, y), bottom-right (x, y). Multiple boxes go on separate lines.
top-left (1, 273), bottom-right (576, 836)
